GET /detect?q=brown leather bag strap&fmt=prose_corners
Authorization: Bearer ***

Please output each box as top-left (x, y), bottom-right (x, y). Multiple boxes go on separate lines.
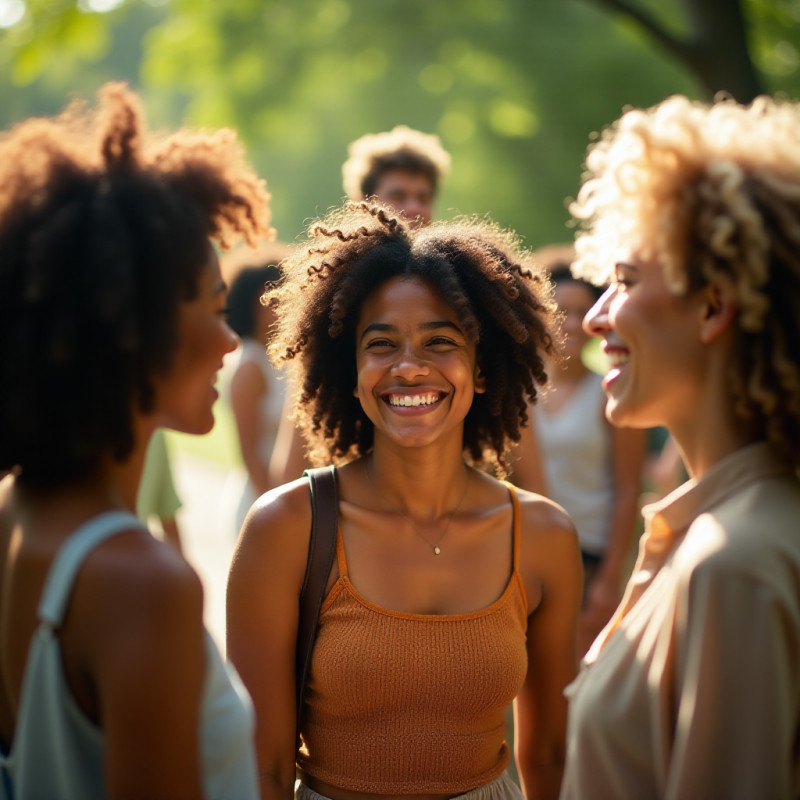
top-left (295, 465), bottom-right (338, 751)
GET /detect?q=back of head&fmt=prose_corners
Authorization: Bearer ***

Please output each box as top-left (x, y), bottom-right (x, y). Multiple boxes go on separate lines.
top-left (535, 243), bottom-right (602, 300)
top-left (222, 241), bottom-right (289, 339)
top-left (570, 93), bottom-right (800, 465)
top-left (267, 202), bottom-right (558, 476)
top-left (0, 83), bottom-right (273, 485)
top-left (342, 125), bottom-right (451, 201)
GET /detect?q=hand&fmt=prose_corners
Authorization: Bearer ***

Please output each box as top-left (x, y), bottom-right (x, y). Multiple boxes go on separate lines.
top-left (578, 574), bottom-right (622, 655)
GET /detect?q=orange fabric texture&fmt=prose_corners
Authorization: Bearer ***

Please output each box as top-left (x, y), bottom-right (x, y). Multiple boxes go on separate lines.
top-left (296, 485), bottom-right (529, 795)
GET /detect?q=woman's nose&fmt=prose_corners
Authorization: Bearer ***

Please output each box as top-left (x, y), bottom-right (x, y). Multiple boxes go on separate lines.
top-left (583, 285), bottom-right (614, 337)
top-left (391, 344), bottom-right (430, 379)
top-left (223, 322), bottom-right (240, 355)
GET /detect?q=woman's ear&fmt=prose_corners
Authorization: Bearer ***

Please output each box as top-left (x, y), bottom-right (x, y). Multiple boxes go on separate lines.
top-left (699, 281), bottom-right (737, 344)
top-left (474, 363), bottom-right (486, 394)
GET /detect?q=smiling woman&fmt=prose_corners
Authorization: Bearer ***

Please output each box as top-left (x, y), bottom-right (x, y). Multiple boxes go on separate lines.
top-left (227, 202), bottom-right (583, 800)
top-left (561, 94), bottom-right (800, 799)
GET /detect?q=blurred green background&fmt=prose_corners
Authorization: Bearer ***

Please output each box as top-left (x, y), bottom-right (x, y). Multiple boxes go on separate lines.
top-left (2, 0), bottom-right (798, 247)
top-left (1, 0), bottom-right (798, 465)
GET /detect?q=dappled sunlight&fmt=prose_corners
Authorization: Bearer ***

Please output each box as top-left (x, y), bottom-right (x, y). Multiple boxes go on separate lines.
top-left (0, 0), bottom-right (24, 29)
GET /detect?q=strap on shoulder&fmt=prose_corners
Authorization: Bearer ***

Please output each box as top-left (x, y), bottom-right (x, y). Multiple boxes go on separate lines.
top-left (295, 465), bottom-right (338, 750)
top-left (38, 511), bottom-right (144, 628)
top-left (502, 482), bottom-right (522, 571)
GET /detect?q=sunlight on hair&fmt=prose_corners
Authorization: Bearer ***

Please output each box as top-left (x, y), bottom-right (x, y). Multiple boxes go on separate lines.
top-left (0, 0), bottom-right (25, 29)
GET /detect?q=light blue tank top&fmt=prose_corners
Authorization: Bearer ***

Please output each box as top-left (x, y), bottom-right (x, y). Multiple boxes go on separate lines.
top-left (0, 511), bottom-right (258, 800)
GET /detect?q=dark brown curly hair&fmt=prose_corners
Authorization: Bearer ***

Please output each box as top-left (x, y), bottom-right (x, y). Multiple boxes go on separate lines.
top-left (267, 202), bottom-right (558, 476)
top-left (0, 83), bottom-right (273, 486)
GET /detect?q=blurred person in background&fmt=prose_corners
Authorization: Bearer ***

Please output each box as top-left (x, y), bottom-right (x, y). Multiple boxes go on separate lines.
top-left (531, 246), bottom-right (646, 656)
top-left (341, 124), bottom-right (451, 228)
top-left (219, 242), bottom-right (289, 538)
top-left (0, 83), bottom-right (271, 798)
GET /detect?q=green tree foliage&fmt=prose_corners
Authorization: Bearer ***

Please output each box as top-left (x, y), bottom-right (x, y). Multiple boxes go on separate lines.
top-left (0, 0), bottom-right (798, 246)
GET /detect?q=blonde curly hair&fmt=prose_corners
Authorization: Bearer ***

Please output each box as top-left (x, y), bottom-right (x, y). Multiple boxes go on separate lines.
top-left (570, 94), bottom-right (800, 465)
top-left (342, 125), bottom-right (451, 201)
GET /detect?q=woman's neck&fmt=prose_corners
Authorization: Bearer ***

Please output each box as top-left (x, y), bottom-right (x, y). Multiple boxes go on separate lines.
top-left (14, 425), bottom-right (154, 526)
top-left (366, 440), bottom-right (472, 521)
top-left (666, 383), bottom-right (761, 482)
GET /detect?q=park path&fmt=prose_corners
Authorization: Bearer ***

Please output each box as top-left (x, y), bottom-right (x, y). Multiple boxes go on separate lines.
top-left (172, 452), bottom-right (239, 654)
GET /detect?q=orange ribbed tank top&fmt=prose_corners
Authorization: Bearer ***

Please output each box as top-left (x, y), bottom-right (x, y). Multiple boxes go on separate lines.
top-left (296, 483), bottom-right (529, 795)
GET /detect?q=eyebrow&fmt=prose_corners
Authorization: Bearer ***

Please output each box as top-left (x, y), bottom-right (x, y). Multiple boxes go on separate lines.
top-left (359, 319), bottom-right (463, 343)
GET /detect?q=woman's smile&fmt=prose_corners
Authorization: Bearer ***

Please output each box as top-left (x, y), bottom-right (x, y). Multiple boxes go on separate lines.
top-left (384, 390), bottom-right (447, 412)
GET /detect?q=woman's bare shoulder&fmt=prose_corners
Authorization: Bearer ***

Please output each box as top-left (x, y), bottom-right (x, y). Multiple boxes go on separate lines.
top-left (512, 485), bottom-right (581, 576)
top-left (230, 476), bottom-right (314, 580)
top-left (510, 485), bottom-right (583, 620)
top-left (82, 525), bottom-right (204, 616)
top-left (512, 484), bottom-right (578, 539)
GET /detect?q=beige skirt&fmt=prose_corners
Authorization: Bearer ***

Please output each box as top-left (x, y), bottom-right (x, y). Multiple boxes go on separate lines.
top-left (295, 771), bottom-right (523, 800)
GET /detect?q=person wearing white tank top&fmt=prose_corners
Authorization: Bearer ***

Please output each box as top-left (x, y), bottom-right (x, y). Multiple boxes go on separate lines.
top-left (218, 247), bottom-right (289, 539)
top-left (532, 249), bottom-right (647, 656)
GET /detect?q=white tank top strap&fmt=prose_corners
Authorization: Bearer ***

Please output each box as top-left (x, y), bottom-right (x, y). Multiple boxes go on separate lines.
top-left (38, 511), bottom-right (144, 628)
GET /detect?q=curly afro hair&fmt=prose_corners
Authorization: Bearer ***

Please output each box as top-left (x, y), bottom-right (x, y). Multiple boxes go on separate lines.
top-left (266, 202), bottom-right (558, 477)
top-left (0, 82), bottom-right (273, 486)
top-left (571, 94), bottom-right (800, 467)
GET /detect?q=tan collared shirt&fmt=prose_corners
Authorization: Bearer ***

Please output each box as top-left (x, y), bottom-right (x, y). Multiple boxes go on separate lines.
top-left (561, 442), bottom-right (800, 799)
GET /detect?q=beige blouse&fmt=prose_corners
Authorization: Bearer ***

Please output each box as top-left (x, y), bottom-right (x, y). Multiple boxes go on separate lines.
top-left (561, 442), bottom-right (800, 799)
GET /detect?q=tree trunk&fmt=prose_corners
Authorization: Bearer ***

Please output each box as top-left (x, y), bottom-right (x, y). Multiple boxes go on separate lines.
top-left (583, 0), bottom-right (764, 101)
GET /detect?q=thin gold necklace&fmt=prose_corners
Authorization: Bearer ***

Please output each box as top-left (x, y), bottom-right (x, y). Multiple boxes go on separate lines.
top-left (365, 459), bottom-right (471, 555)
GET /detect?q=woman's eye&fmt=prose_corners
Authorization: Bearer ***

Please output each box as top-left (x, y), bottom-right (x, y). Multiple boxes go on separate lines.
top-left (613, 263), bottom-right (638, 288)
top-left (365, 338), bottom-right (394, 350)
top-left (428, 337), bottom-right (457, 348)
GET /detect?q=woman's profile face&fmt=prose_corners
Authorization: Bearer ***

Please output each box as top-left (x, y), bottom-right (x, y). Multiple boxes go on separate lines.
top-left (582, 254), bottom-right (706, 432)
top-left (152, 245), bottom-right (239, 435)
top-left (354, 275), bottom-right (483, 450)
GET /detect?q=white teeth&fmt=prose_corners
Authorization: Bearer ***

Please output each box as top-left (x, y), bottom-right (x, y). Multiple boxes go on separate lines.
top-left (388, 392), bottom-right (440, 407)
top-left (607, 353), bottom-right (629, 369)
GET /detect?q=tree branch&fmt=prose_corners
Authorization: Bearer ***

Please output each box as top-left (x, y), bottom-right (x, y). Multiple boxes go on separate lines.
top-left (584, 0), bottom-right (692, 63)
top-left (581, 0), bottom-right (763, 101)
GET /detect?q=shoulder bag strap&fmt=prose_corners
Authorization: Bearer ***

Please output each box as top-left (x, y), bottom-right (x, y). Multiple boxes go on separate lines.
top-left (295, 465), bottom-right (338, 751)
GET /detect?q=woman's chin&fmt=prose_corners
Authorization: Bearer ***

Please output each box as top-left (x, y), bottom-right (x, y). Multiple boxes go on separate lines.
top-left (164, 411), bottom-right (216, 437)
top-left (603, 396), bottom-right (632, 428)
